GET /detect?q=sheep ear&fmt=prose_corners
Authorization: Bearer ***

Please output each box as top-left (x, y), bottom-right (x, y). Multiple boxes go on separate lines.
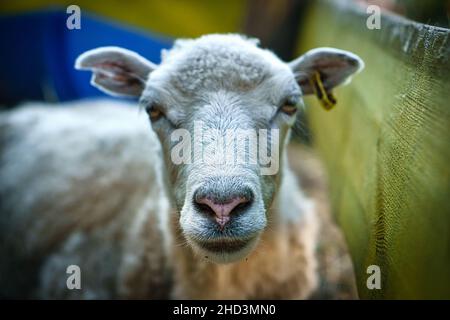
top-left (289, 48), bottom-right (364, 95)
top-left (75, 47), bottom-right (157, 97)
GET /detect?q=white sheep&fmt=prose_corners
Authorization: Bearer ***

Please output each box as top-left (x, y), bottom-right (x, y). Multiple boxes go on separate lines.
top-left (0, 34), bottom-right (363, 299)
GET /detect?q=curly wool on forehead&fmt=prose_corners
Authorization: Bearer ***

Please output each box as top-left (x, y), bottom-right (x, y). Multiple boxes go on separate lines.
top-left (159, 34), bottom-right (285, 93)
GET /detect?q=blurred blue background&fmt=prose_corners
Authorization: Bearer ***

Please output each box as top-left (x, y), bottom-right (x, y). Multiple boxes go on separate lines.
top-left (0, 10), bottom-right (172, 105)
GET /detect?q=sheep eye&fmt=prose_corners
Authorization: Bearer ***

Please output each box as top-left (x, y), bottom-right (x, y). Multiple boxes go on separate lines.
top-left (280, 98), bottom-right (299, 116)
top-left (146, 105), bottom-right (164, 122)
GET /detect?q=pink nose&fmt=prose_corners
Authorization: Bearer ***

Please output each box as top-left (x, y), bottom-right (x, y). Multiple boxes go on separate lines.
top-left (196, 197), bottom-right (250, 228)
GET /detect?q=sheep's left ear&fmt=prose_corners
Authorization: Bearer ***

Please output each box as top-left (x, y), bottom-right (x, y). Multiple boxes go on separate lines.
top-left (289, 48), bottom-right (364, 95)
top-left (75, 47), bottom-right (157, 97)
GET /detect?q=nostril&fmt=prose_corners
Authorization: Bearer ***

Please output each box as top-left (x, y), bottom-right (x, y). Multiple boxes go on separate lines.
top-left (230, 198), bottom-right (251, 213)
top-left (194, 202), bottom-right (216, 216)
top-left (193, 191), bottom-right (253, 228)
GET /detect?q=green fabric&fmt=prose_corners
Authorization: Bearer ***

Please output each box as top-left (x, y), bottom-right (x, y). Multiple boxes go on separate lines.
top-left (299, 1), bottom-right (450, 299)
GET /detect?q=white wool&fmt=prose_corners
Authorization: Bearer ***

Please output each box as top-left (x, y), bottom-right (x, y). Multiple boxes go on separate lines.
top-left (155, 34), bottom-right (289, 93)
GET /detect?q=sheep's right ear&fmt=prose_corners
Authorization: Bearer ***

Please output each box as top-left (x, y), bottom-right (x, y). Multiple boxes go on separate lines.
top-left (75, 47), bottom-right (157, 97)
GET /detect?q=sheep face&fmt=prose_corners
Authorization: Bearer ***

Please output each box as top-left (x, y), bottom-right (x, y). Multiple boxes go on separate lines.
top-left (76, 34), bottom-right (363, 263)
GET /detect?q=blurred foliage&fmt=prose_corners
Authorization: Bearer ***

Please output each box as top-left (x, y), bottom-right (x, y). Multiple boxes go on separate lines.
top-left (0, 0), bottom-right (246, 37)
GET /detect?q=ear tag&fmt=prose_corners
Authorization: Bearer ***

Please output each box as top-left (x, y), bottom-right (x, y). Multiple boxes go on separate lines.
top-left (310, 71), bottom-right (337, 111)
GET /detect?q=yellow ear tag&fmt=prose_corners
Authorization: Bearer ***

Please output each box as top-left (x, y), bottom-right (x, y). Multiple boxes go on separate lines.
top-left (310, 71), bottom-right (337, 111)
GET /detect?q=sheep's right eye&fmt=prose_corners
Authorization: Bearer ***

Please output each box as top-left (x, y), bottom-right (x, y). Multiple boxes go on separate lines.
top-left (146, 105), bottom-right (164, 122)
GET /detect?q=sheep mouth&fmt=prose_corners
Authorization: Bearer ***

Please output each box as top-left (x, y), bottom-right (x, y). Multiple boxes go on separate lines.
top-left (194, 238), bottom-right (252, 253)
top-left (187, 235), bottom-right (260, 263)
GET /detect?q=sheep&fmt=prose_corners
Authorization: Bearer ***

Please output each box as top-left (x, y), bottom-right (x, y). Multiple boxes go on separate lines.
top-left (0, 100), bottom-right (171, 299)
top-left (0, 34), bottom-right (363, 299)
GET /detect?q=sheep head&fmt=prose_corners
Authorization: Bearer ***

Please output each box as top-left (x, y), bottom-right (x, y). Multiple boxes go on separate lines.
top-left (76, 34), bottom-right (363, 263)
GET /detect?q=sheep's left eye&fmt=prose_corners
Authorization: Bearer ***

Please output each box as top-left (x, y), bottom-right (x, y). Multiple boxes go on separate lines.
top-left (281, 104), bottom-right (297, 115)
top-left (280, 99), bottom-right (298, 116)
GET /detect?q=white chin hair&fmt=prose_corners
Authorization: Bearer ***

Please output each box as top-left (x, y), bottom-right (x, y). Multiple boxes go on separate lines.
top-left (188, 236), bottom-right (259, 264)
